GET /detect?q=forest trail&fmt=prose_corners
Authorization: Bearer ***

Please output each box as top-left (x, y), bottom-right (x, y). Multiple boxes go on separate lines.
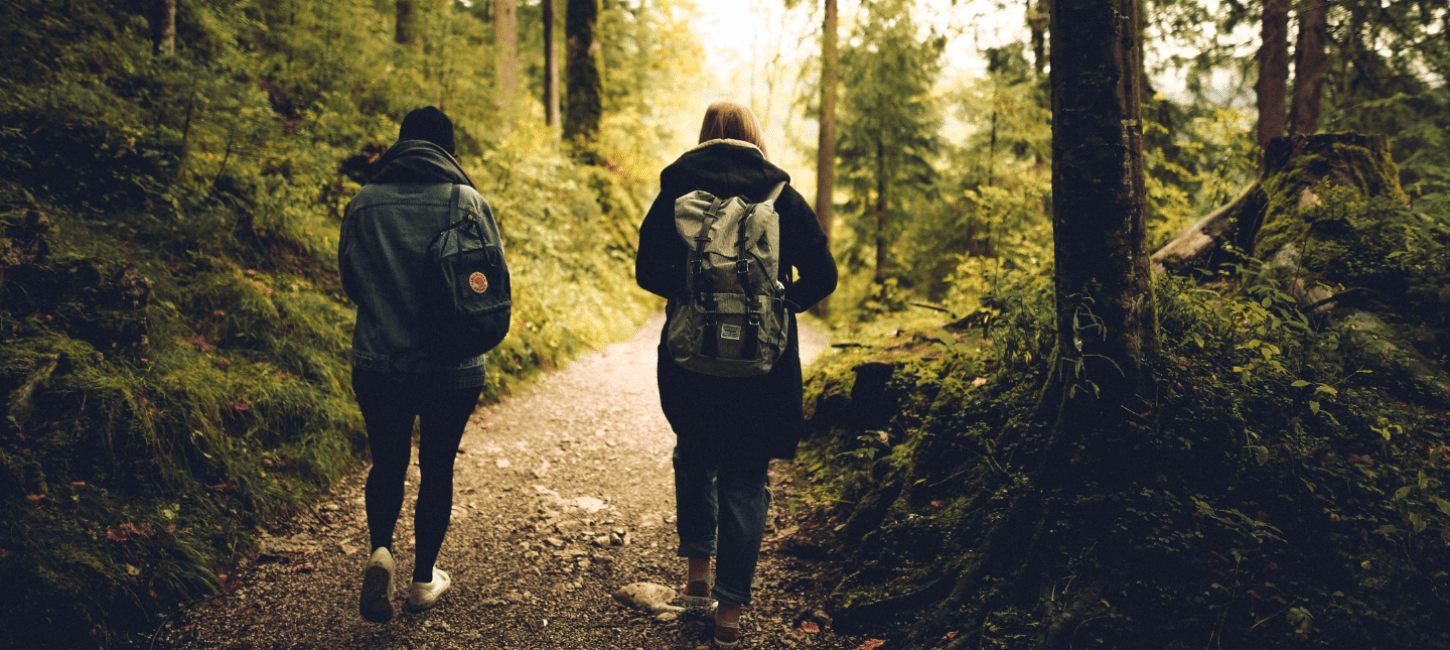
top-left (156, 313), bottom-right (861, 650)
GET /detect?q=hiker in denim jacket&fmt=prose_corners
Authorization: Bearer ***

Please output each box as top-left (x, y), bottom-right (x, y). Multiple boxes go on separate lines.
top-left (339, 106), bottom-right (492, 622)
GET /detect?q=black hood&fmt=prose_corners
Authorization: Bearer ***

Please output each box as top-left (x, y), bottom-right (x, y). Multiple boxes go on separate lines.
top-left (368, 139), bottom-right (473, 187)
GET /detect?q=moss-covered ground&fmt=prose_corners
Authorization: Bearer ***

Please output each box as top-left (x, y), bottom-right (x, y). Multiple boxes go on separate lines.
top-left (798, 175), bottom-right (1450, 647)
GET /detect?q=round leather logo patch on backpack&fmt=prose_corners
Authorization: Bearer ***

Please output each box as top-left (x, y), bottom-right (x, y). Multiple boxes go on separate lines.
top-left (468, 272), bottom-right (489, 293)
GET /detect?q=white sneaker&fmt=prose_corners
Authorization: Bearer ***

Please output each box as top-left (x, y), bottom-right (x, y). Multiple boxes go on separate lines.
top-left (359, 547), bottom-right (395, 623)
top-left (407, 567), bottom-right (452, 610)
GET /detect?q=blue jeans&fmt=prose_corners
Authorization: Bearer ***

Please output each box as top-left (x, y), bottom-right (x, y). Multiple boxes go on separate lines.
top-left (673, 437), bottom-right (772, 605)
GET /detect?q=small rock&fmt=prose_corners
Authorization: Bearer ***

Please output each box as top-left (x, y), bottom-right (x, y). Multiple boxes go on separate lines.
top-left (654, 611), bottom-right (679, 623)
top-left (641, 514), bottom-right (664, 528)
top-left (523, 551), bottom-right (540, 562)
top-left (593, 535), bottom-right (610, 547)
top-left (577, 559), bottom-right (592, 570)
top-left (612, 582), bottom-right (684, 615)
top-left (480, 598), bottom-right (507, 607)
top-left (545, 537), bottom-right (566, 548)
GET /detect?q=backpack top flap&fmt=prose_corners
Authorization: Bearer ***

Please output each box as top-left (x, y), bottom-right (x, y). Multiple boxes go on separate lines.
top-left (673, 181), bottom-right (787, 283)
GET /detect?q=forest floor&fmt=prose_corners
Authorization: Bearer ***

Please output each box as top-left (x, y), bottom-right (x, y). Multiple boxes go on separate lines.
top-left (153, 313), bottom-right (867, 650)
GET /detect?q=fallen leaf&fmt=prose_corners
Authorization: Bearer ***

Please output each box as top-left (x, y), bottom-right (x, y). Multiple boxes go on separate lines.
top-left (946, 630), bottom-right (959, 639)
top-left (861, 640), bottom-right (887, 650)
top-left (801, 621), bottom-right (820, 634)
top-left (972, 377), bottom-right (987, 387)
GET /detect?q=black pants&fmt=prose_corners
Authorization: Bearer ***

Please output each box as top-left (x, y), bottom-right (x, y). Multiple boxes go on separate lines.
top-left (353, 377), bottom-right (481, 583)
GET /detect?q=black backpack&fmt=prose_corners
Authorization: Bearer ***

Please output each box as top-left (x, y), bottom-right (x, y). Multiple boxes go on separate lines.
top-left (421, 184), bottom-right (511, 360)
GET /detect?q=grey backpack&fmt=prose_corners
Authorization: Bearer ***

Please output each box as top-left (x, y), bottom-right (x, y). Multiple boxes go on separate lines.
top-left (666, 181), bottom-right (790, 377)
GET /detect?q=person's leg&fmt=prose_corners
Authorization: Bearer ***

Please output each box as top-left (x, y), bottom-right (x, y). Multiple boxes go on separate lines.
top-left (410, 385), bottom-right (481, 583)
top-left (674, 435), bottom-right (719, 600)
top-left (356, 383), bottom-right (418, 553)
top-left (711, 454), bottom-right (771, 607)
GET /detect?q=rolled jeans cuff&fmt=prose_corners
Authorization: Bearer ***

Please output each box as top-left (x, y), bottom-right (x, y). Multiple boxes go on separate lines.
top-left (677, 536), bottom-right (717, 558)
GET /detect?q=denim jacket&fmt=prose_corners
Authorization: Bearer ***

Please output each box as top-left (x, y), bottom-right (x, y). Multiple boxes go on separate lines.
top-left (339, 141), bottom-right (494, 388)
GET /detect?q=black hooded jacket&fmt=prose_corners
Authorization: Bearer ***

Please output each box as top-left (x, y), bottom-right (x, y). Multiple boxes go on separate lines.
top-left (636, 139), bottom-right (838, 459)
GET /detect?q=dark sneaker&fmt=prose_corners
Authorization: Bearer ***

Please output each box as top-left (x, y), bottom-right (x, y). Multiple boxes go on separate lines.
top-left (359, 547), bottom-right (395, 623)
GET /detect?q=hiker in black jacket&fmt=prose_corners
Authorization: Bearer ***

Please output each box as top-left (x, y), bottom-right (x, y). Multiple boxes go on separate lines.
top-left (635, 100), bottom-right (838, 649)
top-left (339, 106), bottom-right (495, 623)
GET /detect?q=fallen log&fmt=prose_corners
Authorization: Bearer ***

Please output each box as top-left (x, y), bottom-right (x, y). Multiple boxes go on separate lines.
top-left (1152, 132), bottom-right (1450, 403)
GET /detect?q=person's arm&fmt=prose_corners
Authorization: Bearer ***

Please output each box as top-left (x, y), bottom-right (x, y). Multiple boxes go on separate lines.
top-left (635, 190), bottom-right (686, 299)
top-left (779, 188), bottom-right (838, 312)
top-left (338, 201), bottom-right (361, 303)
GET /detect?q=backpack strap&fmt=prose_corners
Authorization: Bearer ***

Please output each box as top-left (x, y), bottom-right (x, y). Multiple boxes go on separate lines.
top-left (734, 185), bottom-right (782, 362)
top-left (695, 197), bottom-right (724, 359)
top-left (448, 183), bottom-right (463, 225)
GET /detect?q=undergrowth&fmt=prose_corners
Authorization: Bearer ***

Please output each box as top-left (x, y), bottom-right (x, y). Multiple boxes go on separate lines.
top-left (800, 206), bottom-right (1450, 647)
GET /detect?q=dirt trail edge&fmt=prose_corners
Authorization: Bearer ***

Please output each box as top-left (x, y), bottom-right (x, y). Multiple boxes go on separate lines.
top-left (159, 313), bottom-right (867, 650)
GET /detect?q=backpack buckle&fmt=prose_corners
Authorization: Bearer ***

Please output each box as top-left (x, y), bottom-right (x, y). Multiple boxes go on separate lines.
top-left (736, 259), bottom-right (749, 274)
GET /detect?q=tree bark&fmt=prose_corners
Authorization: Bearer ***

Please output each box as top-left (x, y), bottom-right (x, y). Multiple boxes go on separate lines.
top-left (1051, 0), bottom-right (1155, 384)
top-left (543, 0), bottom-right (561, 128)
top-left (564, 0), bottom-right (603, 145)
top-left (495, 0), bottom-right (519, 102)
top-left (395, 1), bottom-right (416, 46)
top-left (1256, 0), bottom-right (1290, 156)
top-left (152, 0), bottom-right (175, 55)
top-left (1289, 0), bottom-right (1329, 134)
top-left (813, 0), bottom-right (838, 318)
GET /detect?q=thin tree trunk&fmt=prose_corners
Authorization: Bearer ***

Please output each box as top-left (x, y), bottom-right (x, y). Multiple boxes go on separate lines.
top-left (1028, 0), bottom-right (1047, 76)
top-left (874, 136), bottom-right (887, 285)
top-left (1289, 0), bottom-right (1329, 134)
top-left (564, 0), bottom-right (603, 145)
top-left (1256, 0), bottom-right (1290, 157)
top-left (814, 0), bottom-right (838, 317)
top-left (495, 0), bottom-right (518, 102)
top-left (543, 0), bottom-right (561, 128)
top-left (395, 1), bottom-right (416, 45)
top-left (152, 0), bottom-right (175, 55)
top-left (1338, 5), bottom-right (1365, 120)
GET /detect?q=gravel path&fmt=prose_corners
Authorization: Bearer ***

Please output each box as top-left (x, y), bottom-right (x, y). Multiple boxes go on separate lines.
top-left (157, 314), bottom-right (864, 650)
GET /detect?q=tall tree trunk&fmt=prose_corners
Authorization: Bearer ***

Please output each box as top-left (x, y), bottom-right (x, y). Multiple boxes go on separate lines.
top-left (1051, 0), bottom-right (1154, 391)
top-left (874, 136), bottom-right (887, 285)
top-left (395, 1), bottom-right (416, 46)
top-left (814, 0), bottom-right (838, 318)
top-left (152, 0), bottom-right (175, 55)
top-left (495, 0), bottom-right (518, 102)
top-left (1028, 0), bottom-right (1047, 76)
top-left (1256, 0), bottom-right (1290, 157)
top-left (543, 0), bottom-right (561, 128)
top-left (564, 0), bottom-right (603, 145)
top-left (1289, 0), bottom-right (1329, 134)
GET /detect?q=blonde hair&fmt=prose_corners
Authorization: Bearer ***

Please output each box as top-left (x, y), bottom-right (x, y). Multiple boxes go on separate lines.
top-left (698, 100), bottom-right (768, 159)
